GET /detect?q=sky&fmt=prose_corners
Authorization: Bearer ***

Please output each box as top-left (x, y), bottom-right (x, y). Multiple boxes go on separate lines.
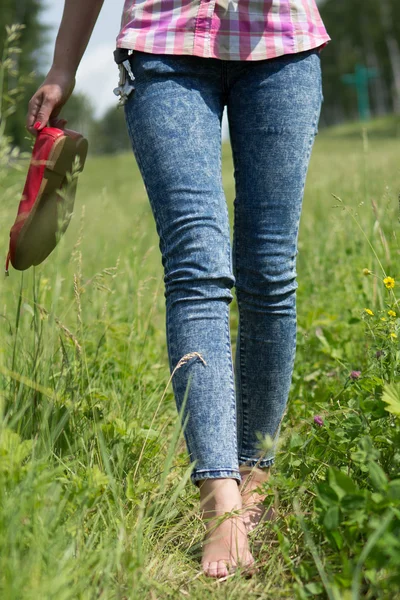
top-left (41, 1), bottom-right (230, 139)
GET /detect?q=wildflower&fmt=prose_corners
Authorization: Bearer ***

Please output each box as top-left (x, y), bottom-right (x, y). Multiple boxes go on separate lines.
top-left (363, 268), bottom-right (372, 276)
top-left (381, 317), bottom-right (387, 322)
top-left (255, 432), bottom-right (274, 452)
top-left (350, 370), bottom-right (361, 380)
top-left (383, 276), bottom-right (395, 289)
top-left (388, 310), bottom-right (397, 318)
top-left (364, 308), bottom-right (374, 316)
top-left (314, 415), bottom-right (324, 427)
top-left (375, 350), bottom-right (384, 359)
top-left (390, 333), bottom-right (398, 340)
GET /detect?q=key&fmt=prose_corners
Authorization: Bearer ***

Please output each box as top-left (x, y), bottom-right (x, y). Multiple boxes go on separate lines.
top-left (122, 59), bottom-right (135, 82)
top-left (113, 80), bottom-right (135, 106)
top-left (113, 64), bottom-right (133, 105)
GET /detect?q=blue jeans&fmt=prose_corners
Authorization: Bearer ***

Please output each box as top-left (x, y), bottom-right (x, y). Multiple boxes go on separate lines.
top-left (124, 48), bottom-right (323, 487)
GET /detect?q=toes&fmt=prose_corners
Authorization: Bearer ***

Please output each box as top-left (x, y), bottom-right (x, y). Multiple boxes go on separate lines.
top-left (202, 559), bottom-right (230, 579)
top-left (207, 561), bottom-right (219, 577)
top-left (202, 561), bottom-right (209, 576)
top-left (217, 560), bottom-right (229, 578)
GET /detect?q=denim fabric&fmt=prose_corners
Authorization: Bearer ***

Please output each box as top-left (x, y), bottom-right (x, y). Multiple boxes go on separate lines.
top-left (124, 48), bottom-right (323, 487)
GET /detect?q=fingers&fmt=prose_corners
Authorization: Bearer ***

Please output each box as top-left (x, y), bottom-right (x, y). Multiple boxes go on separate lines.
top-left (26, 92), bottom-right (42, 134)
top-left (26, 89), bottom-right (61, 135)
top-left (36, 96), bottom-right (61, 130)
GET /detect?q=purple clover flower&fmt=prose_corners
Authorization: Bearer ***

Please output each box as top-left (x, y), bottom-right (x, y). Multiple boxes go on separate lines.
top-left (350, 370), bottom-right (361, 380)
top-left (314, 415), bottom-right (324, 427)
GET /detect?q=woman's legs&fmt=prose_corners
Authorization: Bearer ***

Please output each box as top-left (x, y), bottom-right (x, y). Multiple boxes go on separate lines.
top-left (123, 47), bottom-right (323, 575)
top-left (123, 50), bottom-right (252, 577)
top-left (124, 50), bottom-right (240, 487)
top-left (227, 49), bottom-right (323, 470)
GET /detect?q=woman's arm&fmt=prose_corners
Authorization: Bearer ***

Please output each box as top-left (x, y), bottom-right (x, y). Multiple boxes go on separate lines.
top-left (26, 0), bottom-right (104, 134)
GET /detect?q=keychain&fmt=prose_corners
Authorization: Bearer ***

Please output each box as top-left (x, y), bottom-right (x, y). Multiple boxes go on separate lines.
top-left (113, 49), bottom-right (135, 106)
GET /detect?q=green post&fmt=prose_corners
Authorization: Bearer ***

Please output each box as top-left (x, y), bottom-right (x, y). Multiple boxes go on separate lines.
top-left (341, 64), bottom-right (378, 121)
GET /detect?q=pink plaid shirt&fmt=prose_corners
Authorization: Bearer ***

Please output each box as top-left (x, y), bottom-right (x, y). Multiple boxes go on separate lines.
top-left (116, 0), bottom-right (330, 61)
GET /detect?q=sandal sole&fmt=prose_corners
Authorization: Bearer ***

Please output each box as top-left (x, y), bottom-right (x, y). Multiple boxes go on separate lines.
top-left (12, 134), bottom-right (88, 270)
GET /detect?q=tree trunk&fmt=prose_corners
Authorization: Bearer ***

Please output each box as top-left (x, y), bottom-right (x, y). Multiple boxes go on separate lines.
top-left (379, 0), bottom-right (400, 113)
top-left (368, 46), bottom-right (388, 116)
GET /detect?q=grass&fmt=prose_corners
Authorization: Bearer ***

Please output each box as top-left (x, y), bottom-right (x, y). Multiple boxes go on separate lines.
top-left (0, 116), bottom-right (399, 599)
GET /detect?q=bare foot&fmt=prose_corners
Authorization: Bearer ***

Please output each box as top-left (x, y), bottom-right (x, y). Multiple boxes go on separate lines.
top-left (239, 466), bottom-right (275, 534)
top-left (199, 478), bottom-right (255, 578)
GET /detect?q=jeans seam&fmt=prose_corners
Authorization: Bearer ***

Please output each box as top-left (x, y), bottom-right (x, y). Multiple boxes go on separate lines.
top-left (231, 136), bottom-right (248, 461)
top-left (219, 127), bottom-right (238, 462)
top-left (225, 307), bottom-right (238, 459)
top-left (238, 456), bottom-right (275, 467)
top-left (191, 469), bottom-right (242, 486)
top-left (194, 468), bottom-right (241, 474)
top-left (236, 282), bottom-right (250, 455)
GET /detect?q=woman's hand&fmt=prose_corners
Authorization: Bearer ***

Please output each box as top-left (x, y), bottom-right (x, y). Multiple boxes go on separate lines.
top-left (26, 67), bottom-right (76, 135)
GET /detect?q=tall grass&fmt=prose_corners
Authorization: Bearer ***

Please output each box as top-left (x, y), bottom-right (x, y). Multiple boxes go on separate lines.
top-left (1, 25), bottom-right (399, 599)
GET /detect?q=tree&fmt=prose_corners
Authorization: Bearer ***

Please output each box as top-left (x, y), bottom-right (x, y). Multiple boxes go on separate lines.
top-left (61, 92), bottom-right (96, 140)
top-left (319, 0), bottom-right (400, 124)
top-left (379, 0), bottom-right (400, 113)
top-left (1, 0), bottom-right (48, 148)
top-left (89, 105), bottom-right (131, 155)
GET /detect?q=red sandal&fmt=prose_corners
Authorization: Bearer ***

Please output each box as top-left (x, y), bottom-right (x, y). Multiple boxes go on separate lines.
top-left (5, 126), bottom-right (88, 274)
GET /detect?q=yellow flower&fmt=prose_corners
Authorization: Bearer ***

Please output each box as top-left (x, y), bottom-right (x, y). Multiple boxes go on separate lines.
top-left (364, 308), bottom-right (374, 316)
top-left (383, 276), bottom-right (395, 289)
top-left (363, 268), bottom-right (372, 276)
top-left (381, 317), bottom-right (387, 322)
top-left (390, 332), bottom-right (397, 339)
top-left (388, 310), bottom-right (397, 317)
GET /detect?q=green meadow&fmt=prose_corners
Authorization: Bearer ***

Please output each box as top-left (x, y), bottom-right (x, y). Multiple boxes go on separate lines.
top-left (0, 116), bottom-right (399, 599)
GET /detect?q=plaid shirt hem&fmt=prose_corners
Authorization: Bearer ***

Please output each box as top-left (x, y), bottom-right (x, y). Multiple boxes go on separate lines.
top-left (116, 0), bottom-right (330, 61)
